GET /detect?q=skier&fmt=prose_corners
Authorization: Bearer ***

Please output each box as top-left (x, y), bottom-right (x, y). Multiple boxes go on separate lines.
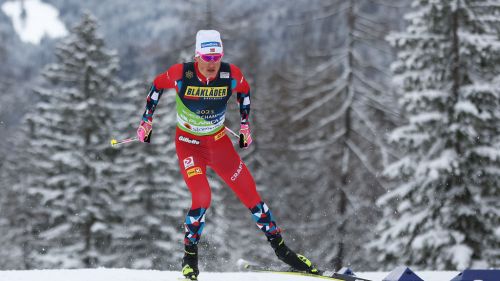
top-left (136, 30), bottom-right (319, 280)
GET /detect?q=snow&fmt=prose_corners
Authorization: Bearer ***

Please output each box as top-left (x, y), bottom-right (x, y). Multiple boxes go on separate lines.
top-left (0, 268), bottom-right (461, 281)
top-left (415, 149), bottom-right (457, 180)
top-left (38, 223), bottom-right (71, 240)
top-left (473, 146), bottom-right (500, 161)
top-left (1, 0), bottom-right (68, 44)
top-left (447, 245), bottom-right (474, 271)
top-left (454, 100), bottom-right (479, 116)
top-left (403, 90), bottom-right (447, 103)
top-left (409, 112), bottom-right (443, 125)
top-left (90, 222), bottom-right (108, 233)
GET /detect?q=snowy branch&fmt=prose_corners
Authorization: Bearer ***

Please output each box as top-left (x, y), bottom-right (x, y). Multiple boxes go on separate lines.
top-left (286, 5), bottom-right (351, 27)
top-left (345, 139), bottom-right (379, 177)
top-left (290, 80), bottom-right (347, 119)
top-left (351, 106), bottom-right (390, 167)
top-left (289, 127), bottom-right (346, 151)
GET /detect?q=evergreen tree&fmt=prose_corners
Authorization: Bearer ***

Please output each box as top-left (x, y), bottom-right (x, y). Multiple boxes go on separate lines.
top-left (372, 0), bottom-right (500, 270)
top-left (254, 0), bottom-right (402, 270)
top-left (0, 147), bottom-right (27, 269)
top-left (22, 13), bottom-right (123, 268)
top-left (110, 80), bottom-right (189, 269)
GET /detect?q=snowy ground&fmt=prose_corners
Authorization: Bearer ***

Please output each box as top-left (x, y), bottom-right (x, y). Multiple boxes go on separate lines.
top-left (0, 268), bottom-right (460, 281)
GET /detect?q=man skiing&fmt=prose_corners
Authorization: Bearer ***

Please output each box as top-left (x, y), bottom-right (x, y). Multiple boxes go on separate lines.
top-left (137, 30), bottom-right (319, 280)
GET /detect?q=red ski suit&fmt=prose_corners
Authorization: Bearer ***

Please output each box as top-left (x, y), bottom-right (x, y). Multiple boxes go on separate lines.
top-left (144, 62), bottom-right (261, 210)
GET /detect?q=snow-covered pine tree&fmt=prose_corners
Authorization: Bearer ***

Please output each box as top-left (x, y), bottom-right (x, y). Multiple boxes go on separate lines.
top-left (372, 0), bottom-right (500, 270)
top-left (0, 146), bottom-right (28, 269)
top-left (22, 13), bottom-right (124, 268)
top-left (254, 0), bottom-right (401, 270)
top-left (110, 79), bottom-right (189, 269)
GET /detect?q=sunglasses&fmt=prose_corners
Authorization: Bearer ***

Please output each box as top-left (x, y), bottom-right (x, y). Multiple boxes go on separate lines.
top-left (198, 52), bottom-right (223, 63)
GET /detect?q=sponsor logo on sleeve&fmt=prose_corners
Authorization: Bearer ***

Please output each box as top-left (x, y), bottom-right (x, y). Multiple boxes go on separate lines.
top-left (183, 156), bottom-right (194, 169)
top-left (187, 167), bottom-right (203, 178)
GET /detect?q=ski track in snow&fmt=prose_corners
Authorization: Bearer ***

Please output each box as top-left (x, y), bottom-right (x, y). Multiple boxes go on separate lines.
top-left (0, 268), bottom-right (460, 281)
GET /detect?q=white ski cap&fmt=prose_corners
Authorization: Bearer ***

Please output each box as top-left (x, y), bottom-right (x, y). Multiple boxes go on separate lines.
top-left (195, 30), bottom-right (223, 56)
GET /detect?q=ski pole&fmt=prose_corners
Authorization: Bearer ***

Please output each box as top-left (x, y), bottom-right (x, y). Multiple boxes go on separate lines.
top-left (225, 127), bottom-right (240, 139)
top-left (111, 129), bottom-right (237, 147)
top-left (110, 136), bottom-right (138, 147)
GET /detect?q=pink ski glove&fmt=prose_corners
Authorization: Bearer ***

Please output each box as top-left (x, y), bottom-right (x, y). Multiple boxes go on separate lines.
top-left (137, 120), bottom-right (152, 143)
top-left (239, 124), bottom-right (253, 149)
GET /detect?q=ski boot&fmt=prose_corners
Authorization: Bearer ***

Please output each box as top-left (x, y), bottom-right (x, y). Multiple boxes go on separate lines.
top-left (269, 236), bottom-right (320, 275)
top-left (182, 244), bottom-right (199, 280)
